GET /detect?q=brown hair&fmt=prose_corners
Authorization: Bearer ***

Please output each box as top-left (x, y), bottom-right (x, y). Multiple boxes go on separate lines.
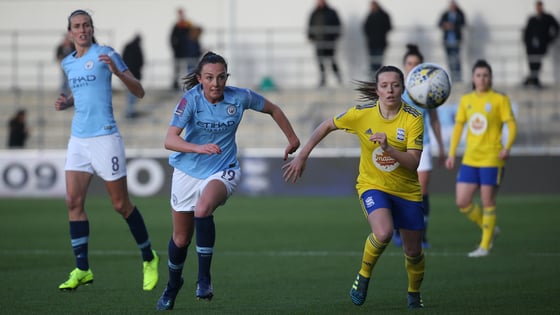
top-left (355, 65), bottom-right (405, 102)
top-left (403, 44), bottom-right (424, 64)
top-left (471, 59), bottom-right (493, 89)
top-left (181, 51), bottom-right (228, 91)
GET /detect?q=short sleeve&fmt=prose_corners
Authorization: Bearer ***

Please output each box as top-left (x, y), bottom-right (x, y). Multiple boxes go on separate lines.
top-left (99, 46), bottom-right (128, 73)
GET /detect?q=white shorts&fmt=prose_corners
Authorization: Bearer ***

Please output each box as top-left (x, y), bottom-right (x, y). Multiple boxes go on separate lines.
top-left (65, 133), bottom-right (127, 181)
top-left (417, 146), bottom-right (433, 172)
top-left (171, 167), bottom-right (241, 212)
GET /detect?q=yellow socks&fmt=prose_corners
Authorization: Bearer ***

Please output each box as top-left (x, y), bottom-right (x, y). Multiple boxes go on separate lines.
top-left (359, 233), bottom-right (388, 278)
top-left (460, 204), bottom-right (497, 250)
top-left (405, 252), bottom-right (425, 293)
top-left (480, 206), bottom-right (497, 250)
top-left (460, 203), bottom-right (482, 228)
top-left (358, 233), bottom-right (425, 293)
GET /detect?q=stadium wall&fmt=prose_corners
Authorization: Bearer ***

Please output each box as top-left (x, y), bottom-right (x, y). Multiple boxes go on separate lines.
top-left (0, 150), bottom-right (557, 199)
top-left (1, 0), bottom-right (560, 89)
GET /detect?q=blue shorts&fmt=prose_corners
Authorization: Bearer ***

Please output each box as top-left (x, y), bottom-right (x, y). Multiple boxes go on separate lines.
top-left (457, 165), bottom-right (504, 186)
top-left (360, 189), bottom-right (425, 230)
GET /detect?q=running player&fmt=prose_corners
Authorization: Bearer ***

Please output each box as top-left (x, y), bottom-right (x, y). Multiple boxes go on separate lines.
top-left (283, 65), bottom-right (426, 309)
top-left (156, 51), bottom-right (300, 310)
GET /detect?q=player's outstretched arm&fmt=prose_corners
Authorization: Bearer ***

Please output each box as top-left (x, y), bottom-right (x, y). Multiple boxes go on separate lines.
top-left (282, 119), bottom-right (337, 183)
top-left (261, 99), bottom-right (300, 160)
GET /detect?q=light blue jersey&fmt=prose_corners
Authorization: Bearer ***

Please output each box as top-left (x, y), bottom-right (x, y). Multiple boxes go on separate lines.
top-left (169, 85), bottom-right (265, 178)
top-left (62, 44), bottom-right (127, 138)
top-left (402, 90), bottom-right (431, 146)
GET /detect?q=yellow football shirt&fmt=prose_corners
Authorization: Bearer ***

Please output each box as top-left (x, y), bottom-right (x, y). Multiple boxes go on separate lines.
top-left (452, 89), bottom-right (516, 167)
top-left (333, 101), bottom-right (424, 202)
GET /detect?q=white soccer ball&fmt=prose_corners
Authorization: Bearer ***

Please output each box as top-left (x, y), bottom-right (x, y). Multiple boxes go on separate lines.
top-left (405, 63), bottom-right (452, 109)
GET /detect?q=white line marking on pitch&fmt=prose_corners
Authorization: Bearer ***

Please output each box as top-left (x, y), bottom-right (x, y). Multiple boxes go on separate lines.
top-left (1, 249), bottom-right (559, 257)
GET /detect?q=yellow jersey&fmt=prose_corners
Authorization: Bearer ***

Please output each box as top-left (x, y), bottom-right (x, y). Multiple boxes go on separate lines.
top-left (452, 89), bottom-right (516, 167)
top-left (333, 101), bottom-right (424, 202)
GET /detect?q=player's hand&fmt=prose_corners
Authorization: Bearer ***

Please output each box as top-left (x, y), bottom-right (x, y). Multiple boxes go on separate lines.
top-left (282, 156), bottom-right (306, 183)
top-left (283, 138), bottom-right (300, 161)
top-left (98, 53), bottom-right (119, 75)
top-left (54, 93), bottom-right (69, 111)
top-left (196, 143), bottom-right (222, 155)
top-left (499, 148), bottom-right (510, 160)
top-left (369, 132), bottom-right (388, 150)
top-left (445, 156), bottom-right (455, 170)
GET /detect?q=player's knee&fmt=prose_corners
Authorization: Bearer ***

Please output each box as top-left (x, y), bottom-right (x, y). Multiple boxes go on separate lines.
top-left (375, 231), bottom-right (392, 244)
top-left (172, 234), bottom-right (191, 248)
top-left (404, 247), bottom-right (422, 258)
top-left (194, 204), bottom-right (215, 218)
top-left (456, 199), bottom-right (470, 209)
top-left (112, 200), bottom-right (132, 217)
top-left (65, 195), bottom-right (85, 213)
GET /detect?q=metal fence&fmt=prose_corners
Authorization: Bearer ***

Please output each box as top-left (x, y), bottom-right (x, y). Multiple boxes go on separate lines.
top-left (2, 25), bottom-right (559, 89)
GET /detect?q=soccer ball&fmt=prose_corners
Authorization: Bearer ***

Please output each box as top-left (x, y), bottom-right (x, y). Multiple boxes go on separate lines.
top-left (405, 63), bottom-right (452, 109)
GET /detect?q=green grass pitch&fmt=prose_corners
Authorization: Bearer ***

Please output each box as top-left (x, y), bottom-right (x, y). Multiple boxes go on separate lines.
top-left (1, 194), bottom-right (559, 314)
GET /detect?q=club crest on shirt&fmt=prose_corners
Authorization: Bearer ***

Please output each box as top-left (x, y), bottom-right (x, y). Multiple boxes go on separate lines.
top-left (84, 60), bottom-right (94, 70)
top-left (396, 128), bottom-right (405, 141)
top-left (372, 146), bottom-right (399, 172)
top-left (227, 105), bottom-right (237, 116)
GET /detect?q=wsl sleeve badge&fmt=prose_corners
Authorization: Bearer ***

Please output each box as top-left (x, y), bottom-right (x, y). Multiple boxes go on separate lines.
top-left (175, 98), bottom-right (187, 116)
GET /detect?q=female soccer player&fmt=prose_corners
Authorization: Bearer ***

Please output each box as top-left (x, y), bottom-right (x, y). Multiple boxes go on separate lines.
top-left (393, 44), bottom-right (446, 248)
top-left (54, 10), bottom-right (159, 291)
top-left (445, 59), bottom-right (517, 257)
top-left (283, 66), bottom-right (426, 309)
top-left (156, 51), bottom-right (300, 310)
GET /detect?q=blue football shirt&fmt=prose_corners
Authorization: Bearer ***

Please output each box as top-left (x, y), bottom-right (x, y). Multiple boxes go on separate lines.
top-left (61, 44), bottom-right (127, 138)
top-left (169, 85), bottom-right (265, 178)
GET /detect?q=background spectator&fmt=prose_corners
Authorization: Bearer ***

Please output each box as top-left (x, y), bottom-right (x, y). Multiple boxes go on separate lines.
top-left (122, 34), bottom-right (145, 119)
top-left (55, 34), bottom-right (75, 94)
top-left (170, 8), bottom-right (192, 90)
top-left (363, 1), bottom-right (392, 79)
top-left (522, 0), bottom-right (559, 88)
top-left (7, 109), bottom-right (29, 148)
top-left (185, 26), bottom-right (203, 74)
top-left (438, 0), bottom-right (466, 82)
top-left (307, 0), bottom-right (342, 87)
